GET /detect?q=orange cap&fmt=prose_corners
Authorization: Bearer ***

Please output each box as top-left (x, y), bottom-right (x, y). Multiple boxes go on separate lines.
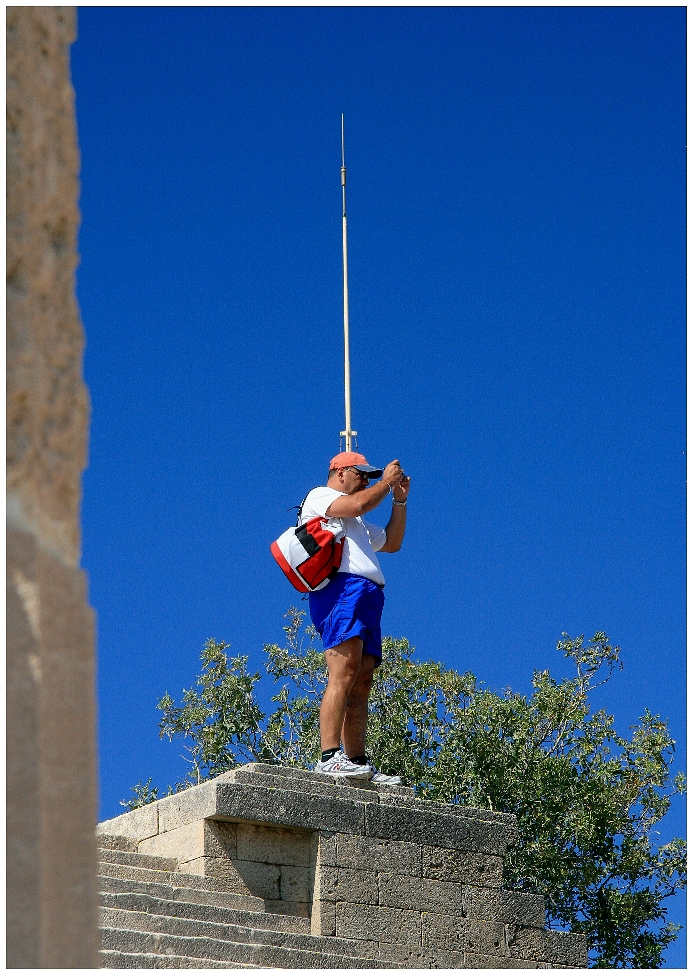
top-left (329, 452), bottom-right (383, 476)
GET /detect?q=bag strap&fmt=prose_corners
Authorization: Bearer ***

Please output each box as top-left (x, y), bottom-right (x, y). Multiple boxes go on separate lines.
top-left (289, 489), bottom-right (316, 527)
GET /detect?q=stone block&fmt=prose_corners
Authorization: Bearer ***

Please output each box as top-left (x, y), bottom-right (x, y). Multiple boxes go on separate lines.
top-left (157, 783), bottom-right (217, 833)
top-left (318, 866), bottom-right (379, 905)
top-left (507, 926), bottom-right (588, 967)
top-left (423, 845), bottom-right (504, 886)
top-left (280, 865), bottom-right (312, 903)
top-left (214, 782), bottom-right (366, 835)
top-left (97, 834), bottom-right (139, 853)
top-left (463, 887), bottom-right (546, 927)
top-left (237, 822), bottom-right (312, 867)
top-left (421, 912), bottom-right (508, 956)
top-left (97, 803), bottom-right (158, 843)
top-left (139, 820), bottom-right (236, 863)
top-left (316, 831), bottom-right (338, 867)
top-left (378, 790), bottom-right (516, 828)
top-left (336, 834), bottom-right (422, 876)
top-left (336, 902), bottom-right (421, 946)
top-left (311, 894), bottom-right (336, 937)
top-left (182, 856), bottom-right (281, 899)
top-left (365, 802), bottom-right (512, 855)
top-left (379, 871), bottom-right (462, 914)
top-left (231, 766), bottom-right (381, 804)
top-left (464, 952), bottom-right (544, 968)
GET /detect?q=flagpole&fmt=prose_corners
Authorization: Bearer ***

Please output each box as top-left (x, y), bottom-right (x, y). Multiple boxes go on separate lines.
top-left (340, 115), bottom-right (357, 452)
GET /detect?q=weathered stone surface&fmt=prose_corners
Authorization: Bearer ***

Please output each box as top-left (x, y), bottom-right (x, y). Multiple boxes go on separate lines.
top-left (365, 800), bottom-right (513, 855)
top-left (316, 830), bottom-right (338, 866)
top-left (423, 845), bottom-right (504, 886)
top-left (318, 866), bottom-right (379, 904)
top-left (96, 767), bottom-right (588, 967)
top-left (7, 8), bottom-right (98, 966)
top-left (336, 833), bottom-right (422, 876)
top-left (464, 952), bottom-right (546, 968)
top-left (237, 821), bottom-right (312, 866)
top-left (215, 781), bottom-right (366, 835)
top-left (507, 926), bottom-right (588, 967)
top-left (7, 7), bottom-right (88, 566)
top-left (279, 864), bottom-right (312, 902)
top-left (99, 949), bottom-right (234, 969)
top-left (98, 802), bottom-right (159, 843)
top-left (229, 766), bottom-right (382, 804)
top-left (377, 789), bottom-right (516, 827)
top-left (100, 890), bottom-right (310, 934)
top-left (98, 834), bottom-right (139, 853)
top-left (99, 848), bottom-right (178, 873)
top-left (184, 855), bottom-right (281, 899)
top-left (139, 820), bottom-right (235, 863)
top-left (158, 783), bottom-right (217, 833)
top-left (462, 886), bottom-right (546, 927)
top-left (379, 871), bottom-right (462, 914)
top-left (421, 912), bottom-right (509, 955)
top-left (336, 901), bottom-right (421, 946)
top-left (311, 896), bottom-right (336, 937)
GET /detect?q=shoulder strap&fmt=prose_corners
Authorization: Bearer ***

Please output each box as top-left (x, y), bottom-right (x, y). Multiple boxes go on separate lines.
top-left (289, 488), bottom-right (317, 527)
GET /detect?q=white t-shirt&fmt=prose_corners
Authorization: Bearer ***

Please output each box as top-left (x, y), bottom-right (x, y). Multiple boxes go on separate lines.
top-left (301, 486), bottom-right (387, 587)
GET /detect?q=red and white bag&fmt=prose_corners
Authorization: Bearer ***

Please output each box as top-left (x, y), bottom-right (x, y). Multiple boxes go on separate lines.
top-left (270, 494), bottom-right (345, 593)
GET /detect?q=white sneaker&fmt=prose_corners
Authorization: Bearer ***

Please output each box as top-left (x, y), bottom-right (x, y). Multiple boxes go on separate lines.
top-left (314, 750), bottom-right (372, 780)
top-left (368, 765), bottom-right (403, 787)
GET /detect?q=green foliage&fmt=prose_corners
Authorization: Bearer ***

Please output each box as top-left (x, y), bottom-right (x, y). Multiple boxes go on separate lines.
top-left (120, 777), bottom-right (159, 809)
top-left (123, 611), bottom-right (686, 967)
top-left (159, 639), bottom-right (265, 787)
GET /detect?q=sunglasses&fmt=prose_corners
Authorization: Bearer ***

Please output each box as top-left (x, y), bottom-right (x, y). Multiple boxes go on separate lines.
top-left (343, 467), bottom-right (371, 481)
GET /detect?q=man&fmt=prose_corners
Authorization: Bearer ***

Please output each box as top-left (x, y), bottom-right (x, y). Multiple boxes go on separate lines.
top-left (300, 451), bottom-right (411, 784)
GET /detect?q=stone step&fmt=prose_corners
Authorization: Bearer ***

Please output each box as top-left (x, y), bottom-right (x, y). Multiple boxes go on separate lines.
top-left (100, 891), bottom-right (310, 935)
top-left (99, 847), bottom-right (179, 872)
top-left (101, 925), bottom-right (388, 968)
top-left (97, 861), bottom-right (309, 919)
top-left (98, 859), bottom-right (279, 900)
top-left (97, 872), bottom-right (274, 915)
top-left (98, 834), bottom-right (139, 853)
top-left (100, 949), bottom-right (256, 968)
top-left (100, 905), bottom-right (417, 966)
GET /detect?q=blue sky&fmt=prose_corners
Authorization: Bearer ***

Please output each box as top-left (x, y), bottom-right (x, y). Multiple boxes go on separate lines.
top-left (71, 6), bottom-right (685, 963)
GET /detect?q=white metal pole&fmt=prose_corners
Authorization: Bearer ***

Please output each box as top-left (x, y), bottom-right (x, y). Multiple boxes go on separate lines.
top-left (340, 115), bottom-right (357, 452)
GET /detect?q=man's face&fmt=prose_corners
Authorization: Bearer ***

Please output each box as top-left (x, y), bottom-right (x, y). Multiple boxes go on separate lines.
top-left (338, 467), bottom-right (370, 494)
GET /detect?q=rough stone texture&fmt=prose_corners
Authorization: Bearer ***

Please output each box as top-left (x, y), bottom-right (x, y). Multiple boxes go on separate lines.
top-left (336, 833), bottom-right (422, 876)
top-left (7, 6), bottom-right (98, 968)
top-left (97, 765), bottom-right (587, 968)
top-left (423, 845), bottom-right (504, 886)
top-left (6, 6), bottom-right (88, 564)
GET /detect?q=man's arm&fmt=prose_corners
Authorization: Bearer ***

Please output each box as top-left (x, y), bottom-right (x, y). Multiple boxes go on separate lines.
top-left (380, 475), bottom-right (411, 552)
top-left (325, 461), bottom-right (404, 518)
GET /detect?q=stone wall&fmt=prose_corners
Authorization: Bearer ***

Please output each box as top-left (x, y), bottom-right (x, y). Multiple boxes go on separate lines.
top-left (6, 6), bottom-right (98, 967)
top-left (98, 764), bottom-right (587, 967)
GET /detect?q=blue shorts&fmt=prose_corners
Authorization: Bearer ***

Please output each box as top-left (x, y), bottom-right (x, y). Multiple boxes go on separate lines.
top-left (308, 573), bottom-right (385, 666)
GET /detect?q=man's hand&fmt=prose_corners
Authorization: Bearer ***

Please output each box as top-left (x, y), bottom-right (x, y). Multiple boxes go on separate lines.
top-left (382, 459), bottom-right (405, 489)
top-left (393, 474), bottom-right (411, 503)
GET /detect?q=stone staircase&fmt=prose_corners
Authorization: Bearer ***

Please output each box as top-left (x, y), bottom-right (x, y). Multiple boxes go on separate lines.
top-left (98, 835), bottom-right (393, 968)
top-left (97, 764), bottom-right (587, 968)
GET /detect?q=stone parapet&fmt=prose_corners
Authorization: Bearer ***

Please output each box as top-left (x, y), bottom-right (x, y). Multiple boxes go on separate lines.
top-left (97, 763), bottom-right (586, 968)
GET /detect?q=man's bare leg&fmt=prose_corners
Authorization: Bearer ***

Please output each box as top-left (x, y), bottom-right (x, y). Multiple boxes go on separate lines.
top-left (341, 653), bottom-right (376, 758)
top-left (320, 637), bottom-right (364, 751)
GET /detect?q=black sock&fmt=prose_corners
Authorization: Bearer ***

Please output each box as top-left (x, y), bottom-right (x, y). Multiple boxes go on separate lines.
top-left (350, 755), bottom-right (368, 765)
top-left (321, 747), bottom-right (339, 762)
